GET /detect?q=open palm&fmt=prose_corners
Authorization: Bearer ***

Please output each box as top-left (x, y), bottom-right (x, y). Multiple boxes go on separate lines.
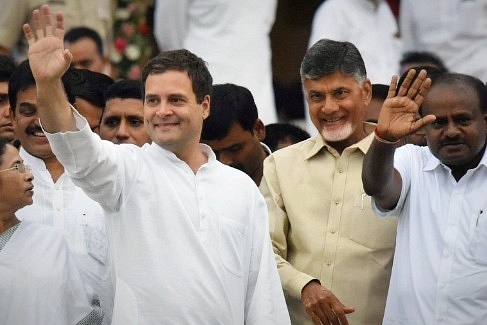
top-left (376, 70), bottom-right (436, 141)
top-left (23, 5), bottom-right (72, 82)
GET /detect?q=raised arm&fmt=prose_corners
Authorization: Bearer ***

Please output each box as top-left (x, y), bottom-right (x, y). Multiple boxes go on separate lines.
top-left (23, 5), bottom-right (76, 133)
top-left (362, 69), bottom-right (435, 210)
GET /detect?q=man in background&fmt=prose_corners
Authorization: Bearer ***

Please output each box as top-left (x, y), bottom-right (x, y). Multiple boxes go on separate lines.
top-left (201, 83), bottom-right (269, 185)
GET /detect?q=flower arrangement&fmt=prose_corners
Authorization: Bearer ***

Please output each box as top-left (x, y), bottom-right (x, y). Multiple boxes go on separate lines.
top-left (111, 0), bottom-right (154, 80)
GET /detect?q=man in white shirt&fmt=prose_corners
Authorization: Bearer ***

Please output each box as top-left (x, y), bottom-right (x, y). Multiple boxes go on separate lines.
top-left (400, 0), bottom-right (487, 83)
top-left (201, 83), bottom-right (270, 186)
top-left (8, 60), bottom-right (113, 324)
top-left (23, 5), bottom-right (290, 324)
top-left (154, 0), bottom-right (278, 124)
top-left (363, 69), bottom-right (487, 323)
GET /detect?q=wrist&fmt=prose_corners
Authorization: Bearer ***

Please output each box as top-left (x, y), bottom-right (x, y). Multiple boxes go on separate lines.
top-left (374, 128), bottom-right (400, 145)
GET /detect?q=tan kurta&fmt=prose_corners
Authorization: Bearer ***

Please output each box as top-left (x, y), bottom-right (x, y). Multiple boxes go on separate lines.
top-left (0, 0), bottom-right (113, 60)
top-left (260, 133), bottom-right (397, 324)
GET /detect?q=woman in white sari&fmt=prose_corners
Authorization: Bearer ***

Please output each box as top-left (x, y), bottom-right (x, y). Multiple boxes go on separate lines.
top-left (0, 139), bottom-right (102, 325)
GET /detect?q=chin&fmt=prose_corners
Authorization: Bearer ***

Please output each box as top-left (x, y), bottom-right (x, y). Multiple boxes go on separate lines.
top-left (321, 125), bottom-right (353, 142)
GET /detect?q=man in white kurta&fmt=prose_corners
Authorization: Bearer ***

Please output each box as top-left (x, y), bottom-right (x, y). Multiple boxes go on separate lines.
top-left (154, 0), bottom-right (278, 124)
top-left (47, 111), bottom-right (290, 324)
top-left (25, 6), bottom-right (290, 324)
top-left (400, 0), bottom-right (487, 82)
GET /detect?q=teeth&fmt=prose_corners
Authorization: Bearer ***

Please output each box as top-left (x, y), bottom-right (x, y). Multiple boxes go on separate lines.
top-left (32, 131), bottom-right (46, 137)
top-left (325, 118), bottom-right (341, 122)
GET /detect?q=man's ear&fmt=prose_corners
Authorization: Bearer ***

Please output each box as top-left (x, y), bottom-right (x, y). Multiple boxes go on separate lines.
top-left (254, 118), bottom-right (266, 141)
top-left (362, 78), bottom-right (372, 106)
top-left (202, 95), bottom-right (210, 120)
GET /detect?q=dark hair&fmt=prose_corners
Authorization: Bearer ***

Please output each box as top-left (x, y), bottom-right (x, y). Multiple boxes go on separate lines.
top-left (400, 51), bottom-right (448, 73)
top-left (424, 72), bottom-right (487, 114)
top-left (0, 138), bottom-right (9, 165)
top-left (263, 123), bottom-right (310, 152)
top-left (66, 68), bottom-right (114, 109)
top-left (141, 49), bottom-right (212, 103)
top-left (8, 60), bottom-right (76, 115)
top-left (0, 55), bottom-right (16, 82)
top-left (104, 79), bottom-right (143, 102)
top-left (300, 39), bottom-right (367, 84)
top-left (201, 83), bottom-right (258, 140)
top-left (64, 27), bottom-right (104, 55)
top-left (372, 84), bottom-right (389, 101)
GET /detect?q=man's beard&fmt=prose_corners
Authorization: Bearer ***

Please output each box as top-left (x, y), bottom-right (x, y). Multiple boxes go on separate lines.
top-left (320, 122), bottom-right (354, 142)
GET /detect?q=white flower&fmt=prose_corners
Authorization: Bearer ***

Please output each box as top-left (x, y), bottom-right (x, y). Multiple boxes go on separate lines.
top-left (115, 8), bottom-right (131, 20)
top-left (110, 46), bottom-right (123, 63)
top-left (125, 44), bottom-right (141, 61)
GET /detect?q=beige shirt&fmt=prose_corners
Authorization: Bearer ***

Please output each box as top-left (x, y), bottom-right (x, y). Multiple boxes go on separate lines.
top-left (0, 0), bottom-right (113, 60)
top-left (260, 133), bottom-right (397, 324)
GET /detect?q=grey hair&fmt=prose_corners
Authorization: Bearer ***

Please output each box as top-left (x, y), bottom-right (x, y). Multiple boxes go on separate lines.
top-left (300, 39), bottom-right (367, 86)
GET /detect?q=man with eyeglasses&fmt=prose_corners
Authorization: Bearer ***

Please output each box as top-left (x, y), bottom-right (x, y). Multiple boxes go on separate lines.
top-left (8, 60), bottom-right (113, 323)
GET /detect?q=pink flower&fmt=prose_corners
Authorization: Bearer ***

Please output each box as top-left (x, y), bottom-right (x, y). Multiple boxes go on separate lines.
top-left (122, 22), bottom-right (136, 38)
top-left (128, 2), bottom-right (139, 14)
top-left (127, 64), bottom-right (142, 80)
top-left (114, 37), bottom-right (127, 53)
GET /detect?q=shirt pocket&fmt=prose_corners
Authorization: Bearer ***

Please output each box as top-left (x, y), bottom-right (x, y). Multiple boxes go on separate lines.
top-left (348, 194), bottom-right (397, 250)
top-left (218, 216), bottom-right (248, 277)
top-left (470, 211), bottom-right (487, 265)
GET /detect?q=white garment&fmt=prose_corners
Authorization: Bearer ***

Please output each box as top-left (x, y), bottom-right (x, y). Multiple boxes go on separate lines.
top-left (373, 144), bottom-right (487, 324)
top-left (0, 221), bottom-right (95, 325)
top-left (16, 148), bottom-right (114, 324)
top-left (400, 0), bottom-right (487, 82)
top-left (305, 0), bottom-right (401, 135)
top-left (45, 110), bottom-right (290, 324)
top-left (154, 0), bottom-right (278, 124)
top-left (309, 0), bottom-right (400, 85)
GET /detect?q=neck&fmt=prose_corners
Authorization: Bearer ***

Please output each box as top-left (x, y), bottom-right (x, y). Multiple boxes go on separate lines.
top-left (0, 213), bottom-right (20, 234)
top-left (44, 155), bottom-right (64, 182)
top-left (450, 144), bottom-right (486, 182)
top-left (173, 144), bottom-right (208, 174)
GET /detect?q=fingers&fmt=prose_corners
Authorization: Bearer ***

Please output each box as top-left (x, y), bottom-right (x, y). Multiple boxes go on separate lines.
top-left (33, 8), bottom-right (45, 39)
top-left (413, 77), bottom-right (432, 107)
top-left (23, 5), bottom-right (64, 42)
top-left (43, 5), bottom-right (54, 36)
top-left (386, 75), bottom-right (399, 99)
top-left (23, 23), bottom-right (35, 45)
top-left (412, 114), bottom-right (436, 131)
top-left (396, 69), bottom-right (417, 97)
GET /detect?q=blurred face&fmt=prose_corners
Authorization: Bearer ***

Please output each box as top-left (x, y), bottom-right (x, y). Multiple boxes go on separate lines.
top-left (12, 86), bottom-right (55, 159)
top-left (66, 38), bottom-right (106, 74)
top-left (0, 144), bottom-right (34, 213)
top-left (0, 81), bottom-right (14, 141)
top-left (304, 71), bottom-right (371, 149)
top-left (423, 83), bottom-right (487, 167)
top-left (144, 71), bottom-right (209, 156)
top-left (74, 97), bottom-right (102, 133)
top-left (201, 120), bottom-right (266, 185)
top-left (100, 97), bottom-right (151, 146)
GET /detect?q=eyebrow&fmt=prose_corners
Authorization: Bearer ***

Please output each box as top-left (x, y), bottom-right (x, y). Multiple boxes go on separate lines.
top-left (18, 102), bottom-right (37, 110)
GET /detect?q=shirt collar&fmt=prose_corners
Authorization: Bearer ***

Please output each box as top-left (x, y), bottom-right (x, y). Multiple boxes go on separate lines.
top-left (423, 145), bottom-right (487, 171)
top-left (304, 132), bottom-right (373, 160)
top-left (261, 142), bottom-right (272, 156)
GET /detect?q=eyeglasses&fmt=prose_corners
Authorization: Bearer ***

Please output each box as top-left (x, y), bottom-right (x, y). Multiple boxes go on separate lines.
top-left (0, 162), bottom-right (31, 174)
